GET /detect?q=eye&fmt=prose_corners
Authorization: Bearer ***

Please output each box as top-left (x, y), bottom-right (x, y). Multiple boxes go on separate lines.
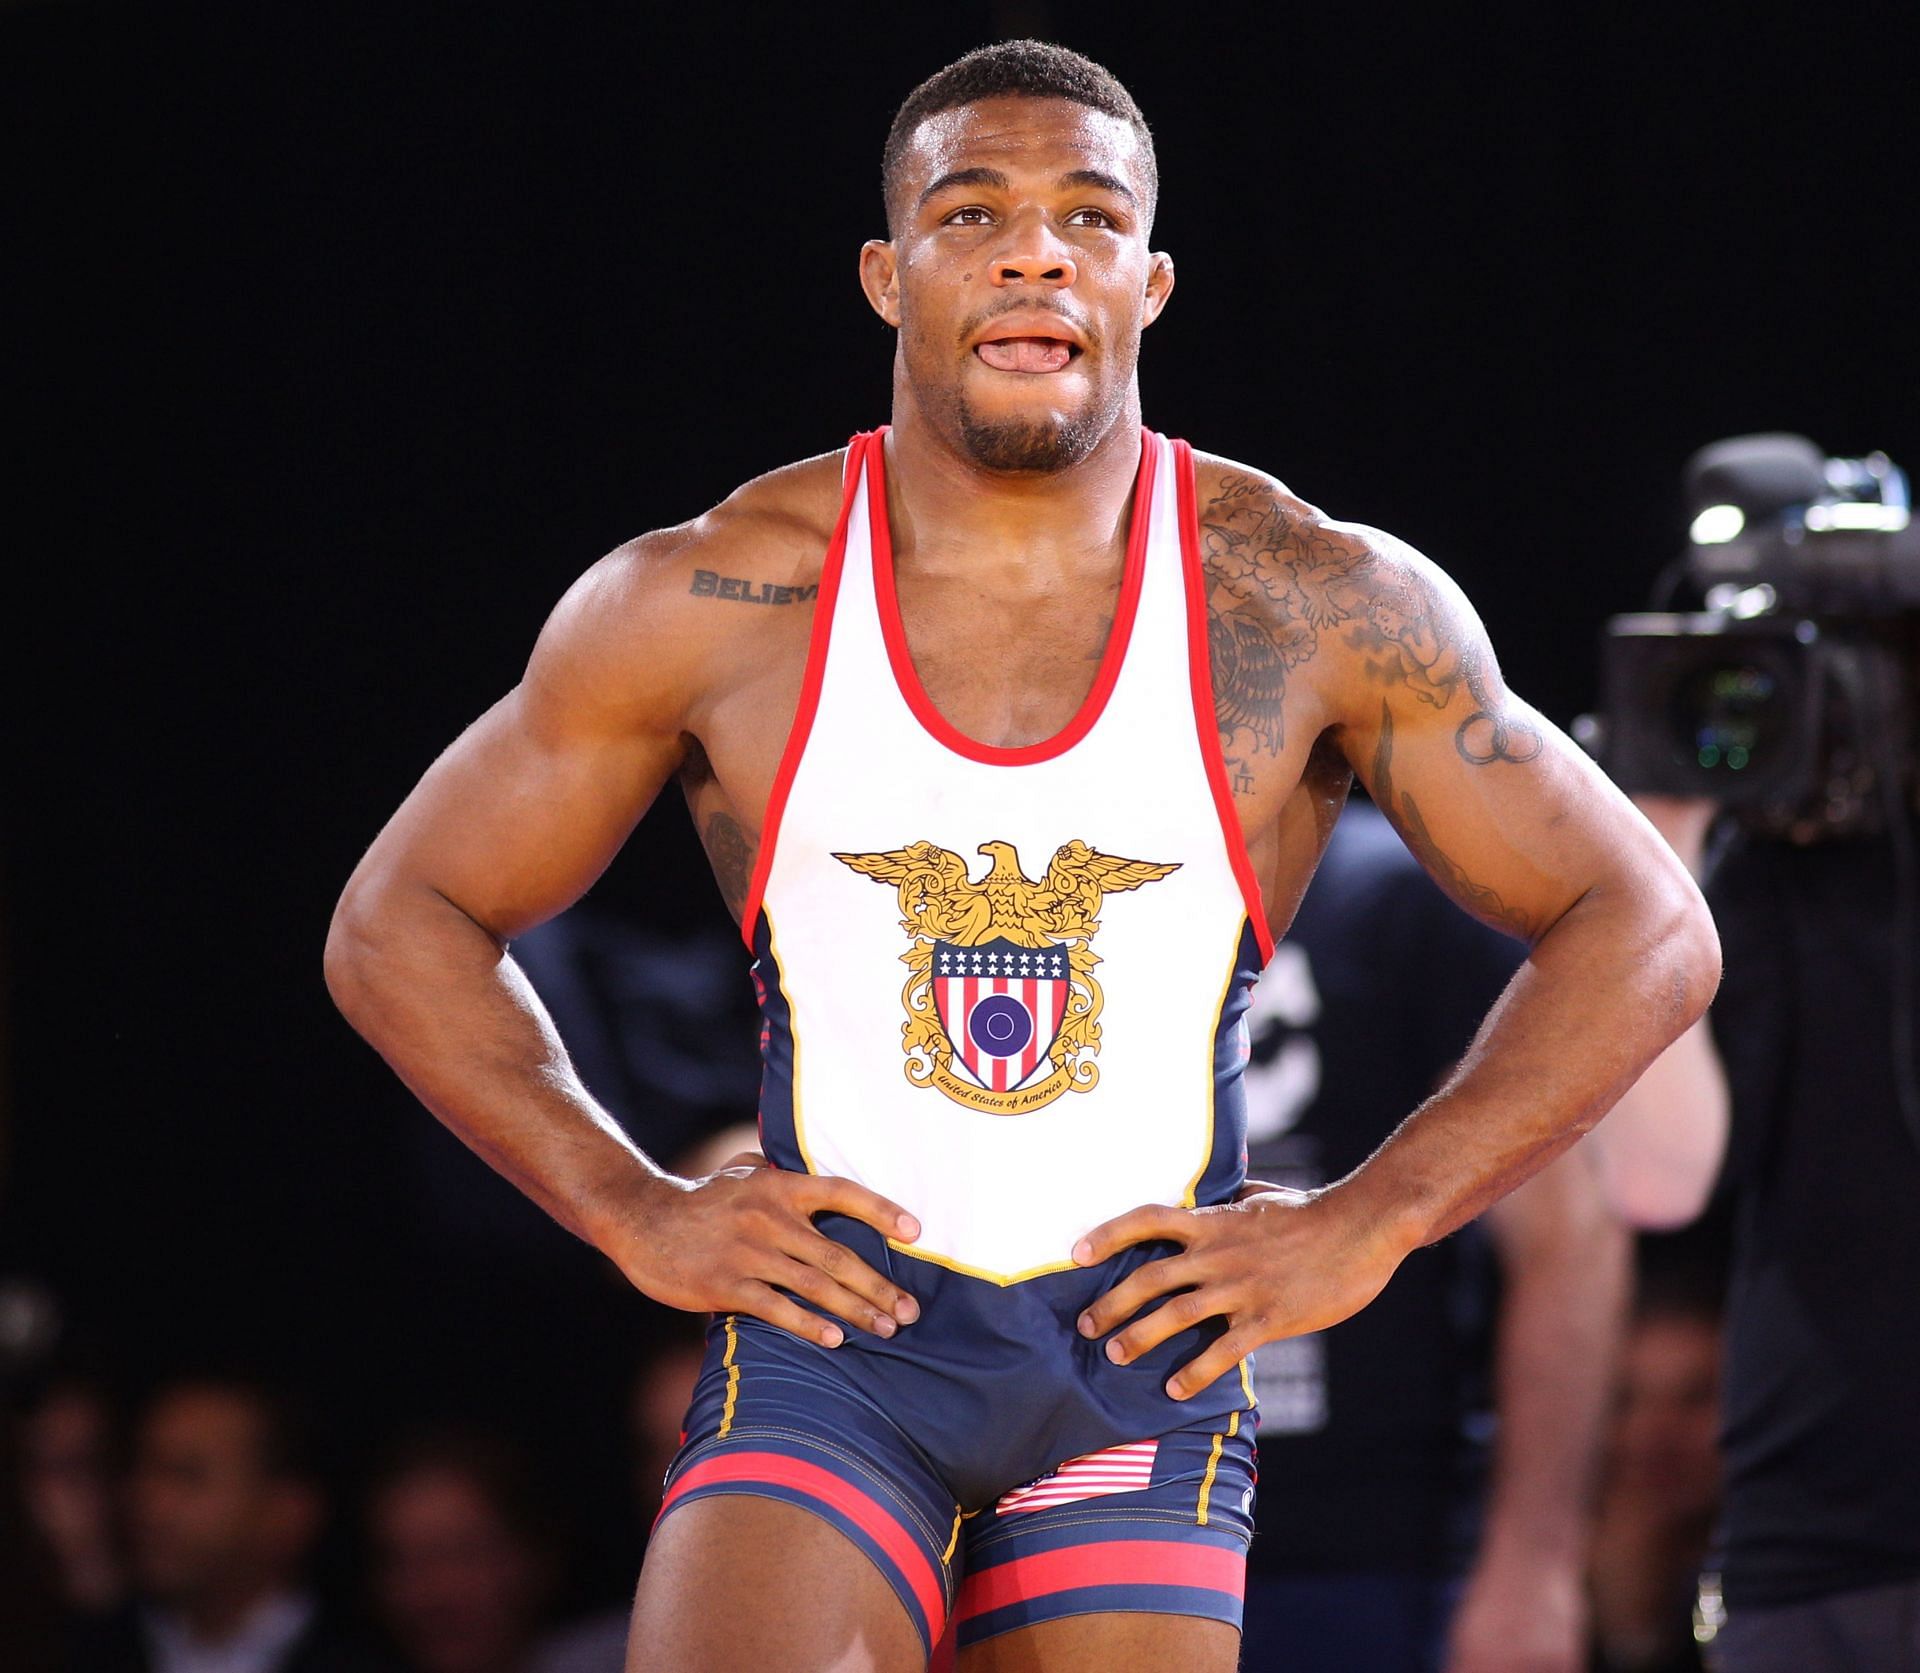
top-left (1067, 208), bottom-right (1117, 229)
top-left (943, 205), bottom-right (994, 226)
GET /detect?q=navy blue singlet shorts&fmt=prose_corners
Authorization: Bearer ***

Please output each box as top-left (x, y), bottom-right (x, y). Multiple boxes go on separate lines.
top-left (656, 1245), bottom-right (1258, 1660)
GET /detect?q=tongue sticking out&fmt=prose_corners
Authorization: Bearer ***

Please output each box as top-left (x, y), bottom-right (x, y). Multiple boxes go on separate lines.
top-left (977, 337), bottom-right (1074, 373)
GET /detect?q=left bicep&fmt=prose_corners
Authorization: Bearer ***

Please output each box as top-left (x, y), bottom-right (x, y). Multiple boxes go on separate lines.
top-left (1333, 538), bottom-right (1672, 946)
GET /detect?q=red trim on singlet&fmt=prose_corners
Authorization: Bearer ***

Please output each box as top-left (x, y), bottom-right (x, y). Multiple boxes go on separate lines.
top-left (737, 434), bottom-right (868, 950)
top-left (955, 1538), bottom-right (1244, 1620)
top-left (1174, 438), bottom-right (1275, 963)
top-left (867, 424), bottom-right (1156, 766)
top-left (660, 1449), bottom-right (948, 1637)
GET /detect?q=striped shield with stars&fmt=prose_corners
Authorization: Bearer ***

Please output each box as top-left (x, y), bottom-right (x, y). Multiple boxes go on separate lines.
top-left (932, 937), bottom-right (1071, 1094)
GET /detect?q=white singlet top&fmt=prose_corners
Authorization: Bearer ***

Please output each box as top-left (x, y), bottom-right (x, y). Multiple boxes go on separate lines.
top-left (740, 425), bottom-right (1272, 1286)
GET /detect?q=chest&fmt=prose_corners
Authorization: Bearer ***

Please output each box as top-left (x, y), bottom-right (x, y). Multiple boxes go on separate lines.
top-left (694, 577), bottom-right (1327, 903)
top-left (891, 562), bottom-right (1129, 749)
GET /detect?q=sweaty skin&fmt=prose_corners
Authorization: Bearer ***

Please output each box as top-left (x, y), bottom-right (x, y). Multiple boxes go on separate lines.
top-left (326, 94), bottom-right (1718, 1673)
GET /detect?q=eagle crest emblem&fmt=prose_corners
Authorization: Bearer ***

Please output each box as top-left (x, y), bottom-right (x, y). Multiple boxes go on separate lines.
top-left (832, 839), bottom-right (1179, 1115)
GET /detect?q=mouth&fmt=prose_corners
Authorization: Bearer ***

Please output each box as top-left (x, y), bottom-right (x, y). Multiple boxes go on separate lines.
top-left (972, 334), bottom-right (1084, 375)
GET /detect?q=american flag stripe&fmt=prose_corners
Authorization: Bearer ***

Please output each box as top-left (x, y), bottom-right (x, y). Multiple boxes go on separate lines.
top-left (1039, 977), bottom-right (1066, 1082)
top-left (994, 1440), bottom-right (1159, 1515)
top-left (935, 966), bottom-right (1070, 1091)
top-left (995, 978), bottom-right (1011, 1091)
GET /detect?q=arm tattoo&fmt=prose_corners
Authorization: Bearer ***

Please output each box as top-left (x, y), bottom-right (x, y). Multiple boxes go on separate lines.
top-left (1455, 663), bottom-right (1544, 766)
top-left (701, 811), bottom-right (756, 919)
top-left (1372, 702), bottom-right (1538, 941)
top-left (689, 570), bottom-right (818, 606)
top-left (1199, 472), bottom-right (1543, 785)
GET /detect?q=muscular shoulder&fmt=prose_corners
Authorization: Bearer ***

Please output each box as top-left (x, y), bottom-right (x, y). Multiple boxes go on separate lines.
top-left (524, 447), bottom-right (848, 738)
top-left (1189, 449), bottom-right (1493, 741)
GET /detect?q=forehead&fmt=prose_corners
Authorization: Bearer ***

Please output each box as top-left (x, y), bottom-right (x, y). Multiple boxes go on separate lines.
top-left (144, 1390), bottom-right (262, 1455)
top-left (900, 94), bottom-right (1147, 195)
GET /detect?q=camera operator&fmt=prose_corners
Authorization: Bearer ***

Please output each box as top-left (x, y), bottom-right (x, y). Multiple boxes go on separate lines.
top-left (1585, 435), bottom-right (1920, 1669)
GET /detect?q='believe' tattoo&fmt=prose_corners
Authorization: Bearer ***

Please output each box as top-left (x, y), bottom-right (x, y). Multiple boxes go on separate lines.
top-left (690, 570), bottom-right (819, 606)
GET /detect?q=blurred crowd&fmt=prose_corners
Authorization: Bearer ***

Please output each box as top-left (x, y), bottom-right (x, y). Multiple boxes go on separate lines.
top-left (0, 1293), bottom-right (711, 1673)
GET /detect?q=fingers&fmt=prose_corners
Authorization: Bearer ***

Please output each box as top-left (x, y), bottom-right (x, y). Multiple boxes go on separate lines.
top-left (768, 1255), bottom-right (904, 1339)
top-left (1076, 1253), bottom-right (1205, 1340)
top-left (733, 1281), bottom-right (847, 1350)
top-left (786, 1228), bottom-right (920, 1327)
top-left (1100, 1280), bottom-right (1239, 1371)
top-left (796, 1174), bottom-right (922, 1243)
top-left (1072, 1202), bottom-right (1193, 1266)
top-left (706, 1171), bottom-right (919, 1332)
top-left (1164, 1322), bottom-right (1267, 1402)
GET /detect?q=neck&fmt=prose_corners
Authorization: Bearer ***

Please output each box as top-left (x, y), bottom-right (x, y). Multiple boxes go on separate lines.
top-left (882, 387), bottom-right (1145, 575)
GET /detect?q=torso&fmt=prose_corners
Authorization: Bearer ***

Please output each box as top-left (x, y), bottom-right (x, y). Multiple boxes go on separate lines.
top-left (674, 432), bottom-right (1356, 937)
top-left (680, 426), bottom-right (1268, 1482)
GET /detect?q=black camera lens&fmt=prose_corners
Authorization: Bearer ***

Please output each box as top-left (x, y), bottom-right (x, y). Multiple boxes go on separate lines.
top-left (1669, 662), bottom-right (1783, 773)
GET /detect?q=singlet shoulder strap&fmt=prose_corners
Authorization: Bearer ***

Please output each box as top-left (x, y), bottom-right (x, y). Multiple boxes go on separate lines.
top-left (736, 430), bottom-right (875, 945)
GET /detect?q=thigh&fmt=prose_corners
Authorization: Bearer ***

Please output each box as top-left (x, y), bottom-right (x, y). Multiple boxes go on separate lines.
top-left (630, 1493), bottom-right (925, 1673)
top-left (639, 1312), bottom-right (963, 1666)
top-left (952, 1415), bottom-right (1255, 1663)
top-left (959, 1611), bottom-right (1240, 1672)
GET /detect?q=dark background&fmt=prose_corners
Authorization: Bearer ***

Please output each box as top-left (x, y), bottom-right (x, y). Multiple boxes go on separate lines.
top-left (4, 0), bottom-right (1915, 1602)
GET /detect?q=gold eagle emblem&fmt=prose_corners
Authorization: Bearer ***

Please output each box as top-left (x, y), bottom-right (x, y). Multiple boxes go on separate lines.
top-left (833, 839), bottom-right (1179, 1114)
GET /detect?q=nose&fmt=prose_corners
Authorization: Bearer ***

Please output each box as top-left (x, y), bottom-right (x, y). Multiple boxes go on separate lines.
top-left (988, 210), bottom-right (1077, 290)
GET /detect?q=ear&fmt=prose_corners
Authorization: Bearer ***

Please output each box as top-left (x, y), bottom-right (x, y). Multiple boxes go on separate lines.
top-left (859, 239), bottom-right (902, 328)
top-left (1142, 251), bottom-right (1175, 329)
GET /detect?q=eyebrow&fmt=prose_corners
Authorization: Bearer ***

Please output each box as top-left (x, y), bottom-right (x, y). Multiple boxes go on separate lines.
top-left (916, 165), bottom-right (1139, 211)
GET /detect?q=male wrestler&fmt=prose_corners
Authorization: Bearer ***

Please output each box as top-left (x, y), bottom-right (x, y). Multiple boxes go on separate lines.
top-left (325, 40), bottom-right (1719, 1673)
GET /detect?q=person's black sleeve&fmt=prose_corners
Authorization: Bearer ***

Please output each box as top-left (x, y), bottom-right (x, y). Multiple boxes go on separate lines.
top-left (1702, 830), bottom-right (1791, 1195)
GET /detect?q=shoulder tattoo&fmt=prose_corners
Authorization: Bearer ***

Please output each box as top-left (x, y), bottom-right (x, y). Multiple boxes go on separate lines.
top-left (1199, 471), bottom-right (1542, 788)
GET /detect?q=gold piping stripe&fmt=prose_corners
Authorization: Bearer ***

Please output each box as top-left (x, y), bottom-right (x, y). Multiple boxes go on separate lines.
top-left (1238, 1356), bottom-right (1256, 1409)
top-left (941, 1507), bottom-right (963, 1566)
top-left (1196, 1430), bottom-right (1226, 1526)
top-left (761, 909), bottom-right (821, 1177)
top-left (717, 1315), bottom-right (741, 1438)
top-left (884, 1238), bottom-right (1083, 1288)
top-left (1181, 921), bottom-right (1250, 1207)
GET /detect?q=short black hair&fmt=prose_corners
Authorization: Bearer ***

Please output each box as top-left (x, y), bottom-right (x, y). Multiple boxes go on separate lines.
top-left (881, 40), bottom-right (1157, 237)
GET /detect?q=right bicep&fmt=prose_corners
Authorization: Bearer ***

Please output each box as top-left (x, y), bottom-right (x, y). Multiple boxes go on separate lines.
top-left (343, 542), bottom-right (700, 940)
top-left (352, 683), bottom-right (681, 942)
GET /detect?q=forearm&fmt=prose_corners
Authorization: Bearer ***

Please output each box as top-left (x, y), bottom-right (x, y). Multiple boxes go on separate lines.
top-left (1585, 795), bottom-right (1730, 1229)
top-left (325, 880), bottom-right (675, 1250)
top-left (1476, 1158), bottom-right (1630, 1568)
top-left (1339, 879), bottom-right (1719, 1254)
top-left (1586, 1016), bottom-right (1728, 1229)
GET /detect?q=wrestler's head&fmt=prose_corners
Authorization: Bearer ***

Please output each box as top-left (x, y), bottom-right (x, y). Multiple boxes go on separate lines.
top-left (861, 41), bottom-right (1174, 475)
